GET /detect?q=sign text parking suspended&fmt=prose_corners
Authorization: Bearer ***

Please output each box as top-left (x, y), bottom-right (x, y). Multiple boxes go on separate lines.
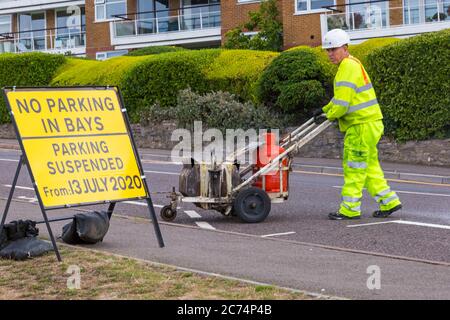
top-left (5, 87), bottom-right (147, 208)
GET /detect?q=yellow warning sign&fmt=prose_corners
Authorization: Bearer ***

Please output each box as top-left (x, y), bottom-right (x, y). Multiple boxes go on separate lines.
top-left (4, 87), bottom-right (148, 208)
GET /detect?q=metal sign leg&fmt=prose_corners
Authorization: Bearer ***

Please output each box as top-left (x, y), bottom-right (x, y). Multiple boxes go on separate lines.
top-left (146, 197), bottom-right (165, 248)
top-left (39, 207), bottom-right (62, 262)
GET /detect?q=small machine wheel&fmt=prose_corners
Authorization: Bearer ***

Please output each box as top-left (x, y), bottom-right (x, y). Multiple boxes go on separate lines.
top-left (160, 205), bottom-right (177, 221)
top-left (233, 187), bottom-right (271, 223)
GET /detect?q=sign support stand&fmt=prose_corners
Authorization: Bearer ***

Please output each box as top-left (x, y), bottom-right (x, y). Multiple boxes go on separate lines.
top-left (1, 86), bottom-right (166, 261)
top-left (0, 154), bottom-right (62, 262)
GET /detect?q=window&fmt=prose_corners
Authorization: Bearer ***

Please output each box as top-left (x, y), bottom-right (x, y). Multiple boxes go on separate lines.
top-left (296, 0), bottom-right (334, 13)
top-left (18, 12), bottom-right (46, 51)
top-left (96, 49), bottom-right (128, 60)
top-left (0, 15), bottom-right (11, 34)
top-left (55, 7), bottom-right (86, 48)
top-left (95, 0), bottom-right (126, 21)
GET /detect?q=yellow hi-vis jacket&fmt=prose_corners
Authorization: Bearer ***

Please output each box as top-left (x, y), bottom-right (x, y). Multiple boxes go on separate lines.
top-left (322, 55), bottom-right (383, 132)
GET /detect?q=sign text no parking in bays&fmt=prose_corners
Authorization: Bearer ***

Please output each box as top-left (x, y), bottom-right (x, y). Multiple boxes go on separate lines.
top-left (0, 86), bottom-right (164, 261)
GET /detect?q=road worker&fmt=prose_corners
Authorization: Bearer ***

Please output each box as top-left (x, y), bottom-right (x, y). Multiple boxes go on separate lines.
top-left (319, 28), bottom-right (402, 220)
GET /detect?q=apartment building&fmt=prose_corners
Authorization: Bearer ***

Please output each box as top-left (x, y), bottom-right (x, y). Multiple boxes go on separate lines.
top-left (0, 0), bottom-right (449, 59)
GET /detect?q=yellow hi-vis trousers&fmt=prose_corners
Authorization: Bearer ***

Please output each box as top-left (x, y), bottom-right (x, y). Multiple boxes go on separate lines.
top-left (339, 120), bottom-right (401, 217)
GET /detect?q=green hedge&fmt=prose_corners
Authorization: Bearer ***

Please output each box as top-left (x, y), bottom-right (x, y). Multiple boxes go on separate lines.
top-left (0, 52), bottom-right (67, 123)
top-left (53, 49), bottom-right (277, 122)
top-left (125, 45), bottom-right (187, 56)
top-left (51, 55), bottom-right (149, 87)
top-left (367, 30), bottom-right (450, 141)
top-left (205, 49), bottom-right (279, 102)
top-left (348, 38), bottom-right (400, 66)
top-left (120, 49), bottom-right (221, 121)
top-left (256, 49), bottom-right (331, 122)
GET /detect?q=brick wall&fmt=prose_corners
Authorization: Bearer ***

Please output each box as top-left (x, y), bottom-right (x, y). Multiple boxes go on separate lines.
top-left (389, 0), bottom-right (404, 26)
top-left (221, 0), bottom-right (265, 44)
top-left (85, 0), bottom-right (114, 58)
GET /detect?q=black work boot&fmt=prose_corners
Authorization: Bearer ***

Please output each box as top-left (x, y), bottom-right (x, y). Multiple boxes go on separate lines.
top-left (328, 212), bottom-right (361, 220)
top-left (372, 204), bottom-right (402, 218)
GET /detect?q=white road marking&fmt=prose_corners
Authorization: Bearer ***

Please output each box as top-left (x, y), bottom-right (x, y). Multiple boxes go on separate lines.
top-left (17, 196), bottom-right (38, 203)
top-left (393, 220), bottom-right (450, 230)
top-left (261, 231), bottom-right (296, 238)
top-left (4, 184), bottom-right (34, 190)
top-left (122, 201), bottom-right (163, 208)
top-left (0, 158), bottom-right (19, 162)
top-left (332, 186), bottom-right (450, 197)
top-left (347, 221), bottom-right (402, 228)
top-left (195, 221), bottom-right (216, 230)
top-left (348, 220), bottom-right (450, 230)
top-left (144, 170), bottom-right (179, 175)
top-left (185, 210), bottom-right (202, 218)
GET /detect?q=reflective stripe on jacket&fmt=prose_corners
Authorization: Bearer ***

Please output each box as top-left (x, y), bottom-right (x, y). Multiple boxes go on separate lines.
top-left (322, 55), bottom-right (383, 132)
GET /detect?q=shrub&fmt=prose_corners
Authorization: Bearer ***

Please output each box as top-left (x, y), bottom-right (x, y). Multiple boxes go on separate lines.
top-left (367, 29), bottom-right (450, 141)
top-left (205, 49), bottom-right (279, 102)
top-left (51, 55), bottom-right (150, 87)
top-left (161, 88), bottom-right (282, 132)
top-left (256, 49), bottom-right (331, 122)
top-left (120, 49), bottom-right (221, 121)
top-left (125, 45), bottom-right (187, 56)
top-left (348, 38), bottom-right (400, 66)
top-left (0, 52), bottom-right (67, 123)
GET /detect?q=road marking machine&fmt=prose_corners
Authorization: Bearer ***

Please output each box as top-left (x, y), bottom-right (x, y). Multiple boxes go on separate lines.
top-left (161, 117), bottom-right (332, 223)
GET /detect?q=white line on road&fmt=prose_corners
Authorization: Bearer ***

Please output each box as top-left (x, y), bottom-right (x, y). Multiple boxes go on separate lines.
top-left (185, 210), bottom-right (202, 218)
top-left (0, 158), bottom-right (19, 162)
top-left (394, 220), bottom-right (450, 230)
top-left (17, 196), bottom-right (38, 202)
top-left (261, 231), bottom-right (296, 238)
top-left (348, 220), bottom-right (450, 230)
top-left (122, 201), bottom-right (163, 208)
top-left (144, 170), bottom-right (179, 175)
top-left (195, 221), bottom-right (216, 230)
top-left (4, 184), bottom-right (34, 190)
top-left (347, 221), bottom-right (402, 228)
top-left (332, 186), bottom-right (450, 197)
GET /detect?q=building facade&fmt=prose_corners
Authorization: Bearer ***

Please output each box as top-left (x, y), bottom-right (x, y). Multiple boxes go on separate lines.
top-left (0, 0), bottom-right (449, 59)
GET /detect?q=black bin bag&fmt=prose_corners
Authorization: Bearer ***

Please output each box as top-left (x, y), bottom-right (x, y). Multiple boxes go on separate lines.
top-left (61, 211), bottom-right (110, 245)
top-left (0, 220), bottom-right (53, 261)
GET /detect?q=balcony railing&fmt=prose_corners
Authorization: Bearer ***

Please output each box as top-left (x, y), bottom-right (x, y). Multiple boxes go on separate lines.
top-left (0, 26), bottom-right (86, 54)
top-left (112, 6), bottom-right (221, 38)
top-left (322, 0), bottom-right (450, 33)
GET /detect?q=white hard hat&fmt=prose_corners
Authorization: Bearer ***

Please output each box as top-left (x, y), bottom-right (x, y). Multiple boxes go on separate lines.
top-left (322, 29), bottom-right (350, 49)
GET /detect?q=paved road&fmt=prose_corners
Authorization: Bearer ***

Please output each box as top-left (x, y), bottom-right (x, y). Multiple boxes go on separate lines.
top-left (1, 147), bottom-right (450, 299)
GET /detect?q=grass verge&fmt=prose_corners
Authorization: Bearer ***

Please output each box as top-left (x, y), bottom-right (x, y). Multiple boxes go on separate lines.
top-left (0, 245), bottom-right (324, 300)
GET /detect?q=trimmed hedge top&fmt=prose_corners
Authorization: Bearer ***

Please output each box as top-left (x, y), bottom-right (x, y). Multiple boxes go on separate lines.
top-left (205, 49), bottom-right (279, 102)
top-left (0, 52), bottom-right (67, 123)
top-left (125, 45), bottom-right (187, 56)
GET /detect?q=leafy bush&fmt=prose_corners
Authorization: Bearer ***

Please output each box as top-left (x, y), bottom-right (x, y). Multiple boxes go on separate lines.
top-left (205, 50), bottom-right (279, 102)
top-left (51, 55), bottom-right (150, 87)
top-left (367, 29), bottom-right (450, 141)
top-left (348, 38), bottom-right (400, 66)
top-left (0, 52), bottom-right (67, 123)
top-left (121, 49), bottom-right (221, 122)
top-left (142, 88), bottom-right (282, 132)
top-left (256, 49), bottom-right (331, 122)
top-left (50, 49), bottom-right (281, 122)
top-left (125, 46), bottom-right (187, 56)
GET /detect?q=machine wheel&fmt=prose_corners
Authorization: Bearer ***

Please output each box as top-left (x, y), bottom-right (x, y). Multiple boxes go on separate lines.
top-left (233, 187), bottom-right (271, 223)
top-left (160, 205), bottom-right (177, 221)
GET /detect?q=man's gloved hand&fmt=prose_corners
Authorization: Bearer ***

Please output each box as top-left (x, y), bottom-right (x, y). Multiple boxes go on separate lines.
top-left (312, 108), bottom-right (326, 124)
